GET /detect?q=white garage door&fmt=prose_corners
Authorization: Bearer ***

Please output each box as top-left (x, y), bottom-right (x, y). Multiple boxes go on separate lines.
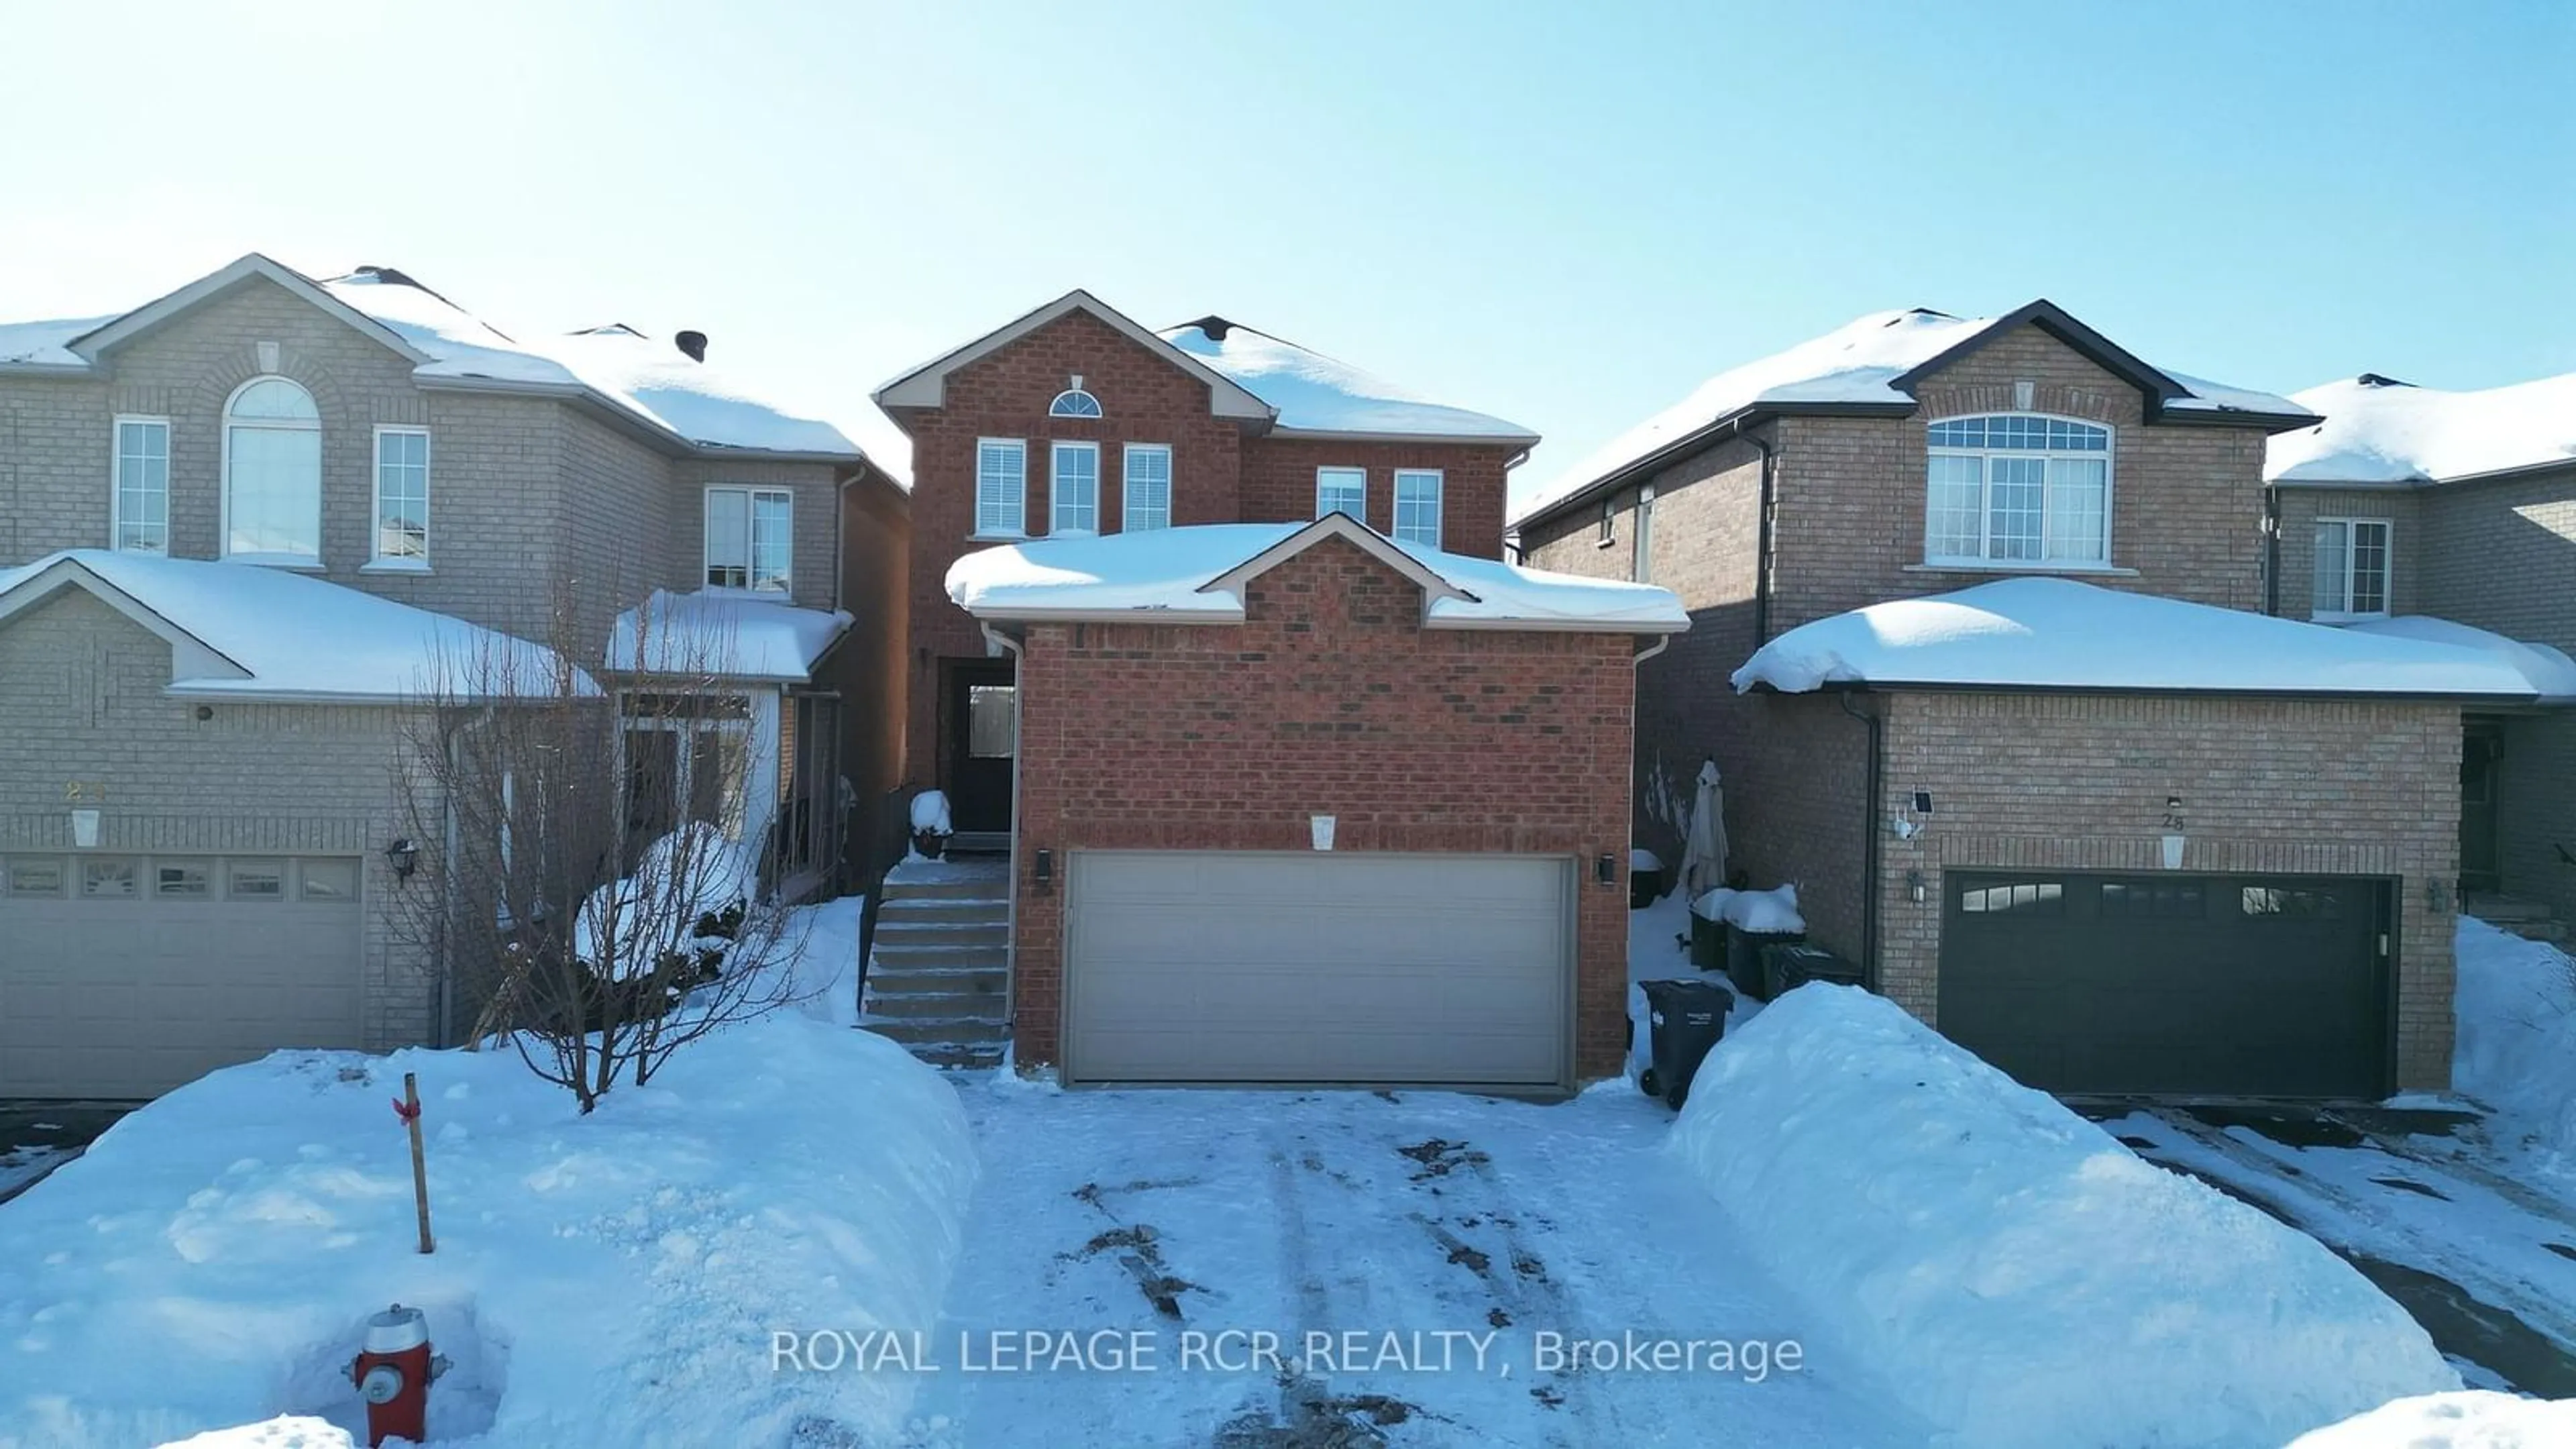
top-left (1065, 851), bottom-right (1573, 1088)
top-left (0, 853), bottom-right (366, 1099)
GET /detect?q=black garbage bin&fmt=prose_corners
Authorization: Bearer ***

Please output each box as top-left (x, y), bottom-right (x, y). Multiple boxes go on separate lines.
top-left (1689, 909), bottom-right (1725, 971)
top-left (1726, 927), bottom-right (1805, 1000)
top-left (1764, 943), bottom-right (1864, 994)
top-left (1629, 850), bottom-right (1664, 910)
top-left (1638, 977), bottom-right (1734, 1110)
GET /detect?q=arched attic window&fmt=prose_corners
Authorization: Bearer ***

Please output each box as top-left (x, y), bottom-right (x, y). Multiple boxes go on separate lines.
top-left (1048, 376), bottom-right (1104, 419)
top-left (224, 375), bottom-right (323, 564)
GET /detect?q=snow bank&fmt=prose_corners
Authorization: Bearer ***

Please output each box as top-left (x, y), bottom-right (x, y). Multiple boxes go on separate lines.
top-left (2269, 372), bottom-right (2576, 485)
top-left (1518, 307), bottom-right (2306, 523)
top-left (0, 908), bottom-right (975, 1449)
top-left (1733, 577), bottom-right (2537, 698)
top-left (156, 1419), bottom-right (354, 1449)
top-left (1161, 321), bottom-right (1536, 441)
top-left (2344, 617), bottom-right (2576, 702)
top-left (1670, 985), bottom-right (2456, 1449)
top-left (1717, 883), bottom-right (1803, 933)
top-left (0, 551), bottom-right (588, 701)
top-left (947, 519), bottom-right (1689, 631)
top-left (2453, 917), bottom-right (2576, 1161)
top-left (606, 588), bottom-right (851, 682)
top-left (2287, 1391), bottom-right (2576, 1447)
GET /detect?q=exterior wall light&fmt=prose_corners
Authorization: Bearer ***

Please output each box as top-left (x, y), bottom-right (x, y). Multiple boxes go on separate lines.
top-left (1034, 849), bottom-right (1053, 886)
top-left (384, 838), bottom-right (420, 879)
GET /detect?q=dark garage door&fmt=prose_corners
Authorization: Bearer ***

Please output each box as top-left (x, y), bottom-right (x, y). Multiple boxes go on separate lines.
top-left (1939, 871), bottom-right (2391, 1098)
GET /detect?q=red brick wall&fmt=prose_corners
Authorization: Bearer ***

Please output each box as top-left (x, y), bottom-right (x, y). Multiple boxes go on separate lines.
top-left (1009, 535), bottom-right (1637, 1080)
top-left (893, 309), bottom-right (1525, 788)
top-left (1241, 435), bottom-right (1517, 558)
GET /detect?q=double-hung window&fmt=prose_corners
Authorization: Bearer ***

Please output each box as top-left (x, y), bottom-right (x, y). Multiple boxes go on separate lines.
top-left (1051, 441), bottom-right (1100, 535)
top-left (1316, 466), bottom-right (1366, 521)
top-left (1924, 414), bottom-right (2112, 567)
top-left (976, 438), bottom-right (1027, 537)
top-left (2312, 518), bottom-right (2392, 619)
top-left (223, 376), bottom-right (323, 564)
top-left (372, 427), bottom-right (430, 566)
top-left (1393, 469), bottom-right (1444, 547)
top-left (704, 486), bottom-right (793, 592)
top-left (1123, 443), bottom-right (1172, 531)
top-left (112, 416), bottom-right (170, 553)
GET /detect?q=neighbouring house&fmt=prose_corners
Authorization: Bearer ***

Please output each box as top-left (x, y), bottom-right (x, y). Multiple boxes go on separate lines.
top-left (1514, 301), bottom-right (2544, 1099)
top-left (0, 253), bottom-right (906, 1099)
top-left (873, 292), bottom-right (1684, 1088)
top-left (2264, 370), bottom-right (2576, 939)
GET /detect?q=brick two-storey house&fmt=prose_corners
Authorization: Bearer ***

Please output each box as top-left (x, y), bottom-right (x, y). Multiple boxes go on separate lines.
top-left (1516, 302), bottom-right (2539, 1100)
top-left (2267, 370), bottom-right (2576, 936)
top-left (0, 254), bottom-right (905, 1098)
top-left (873, 291), bottom-right (1684, 1090)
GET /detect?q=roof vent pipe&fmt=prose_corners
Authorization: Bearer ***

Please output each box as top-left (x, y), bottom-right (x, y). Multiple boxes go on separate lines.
top-left (676, 330), bottom-right (708, 362)
top-left (1184, 315), bottom-right (1233, 342)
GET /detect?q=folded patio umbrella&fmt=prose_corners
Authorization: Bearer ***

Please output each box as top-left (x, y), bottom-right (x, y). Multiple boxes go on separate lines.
top-left (1682, 759), bottom-right (1728, 901)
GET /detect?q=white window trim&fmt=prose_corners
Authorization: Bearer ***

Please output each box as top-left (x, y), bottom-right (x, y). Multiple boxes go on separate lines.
top-left (364, 424), bottom-right (432, 572)
top-left (974, 437), bottom-right (1029, 539)
top-left (1595, 496), bottom-right (1616, 548)
top-left (1316, 466), bottom-right (1367, 523)
top-left (218, 374), bottom-right (323, 569)
top-left (1393, 468), bottom-right (1444, 547)
top-left (2312, 515), bottom-right (2395, 621)
top-left (1922, 412), bottom-right (2116, 570)
top-left (702, 484), bottom-right (795, 593)
top-left (1121, 442), bottom-right (1172, 532)
top-left (109, 413), bottom-right (171, 555)
top-left (1050, 440), bottom-right (1102, 537)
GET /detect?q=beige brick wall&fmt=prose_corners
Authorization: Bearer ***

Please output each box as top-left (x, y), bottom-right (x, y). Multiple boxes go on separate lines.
top-left (2273, 486), bottom-right (2424, 621)
top-left (0, 589), bottom-right (438, 1049)
top-left (1771, 325), bottom-right (2272, 629)
top-left (1871, 691), bottom-right (2463, 1089)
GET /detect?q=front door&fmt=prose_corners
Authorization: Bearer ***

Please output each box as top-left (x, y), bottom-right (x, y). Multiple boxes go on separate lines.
top-left (944, 660), bottom-right (1016, 835)
top-left (2461, 719), bottom-right (2503, 894)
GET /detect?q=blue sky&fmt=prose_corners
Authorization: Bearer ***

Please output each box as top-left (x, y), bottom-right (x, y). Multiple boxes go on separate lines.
top-left (2, 1), bottom-right (2567, 502)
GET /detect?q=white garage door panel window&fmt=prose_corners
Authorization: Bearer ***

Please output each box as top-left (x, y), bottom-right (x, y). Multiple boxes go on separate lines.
top-left (0, 855), bottom-right (366, 1099)
top-left (1067, 851), bottom-right (1572, 1087)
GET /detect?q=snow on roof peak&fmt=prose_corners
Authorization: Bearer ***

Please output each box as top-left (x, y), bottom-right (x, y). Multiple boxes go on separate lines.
top-left (947, 519), bottom-right (1686, 632)
top-left (0, 550), bottom-right (587, 701)
top-left (1732, 578), bottom-right (2536, 699)
top-left (2266, 370), bottom-right (2576, 485)
top-left (1515, 305), bottom-right (2308, 527)
top-left (1159, 321), bottom-right (1538, 443)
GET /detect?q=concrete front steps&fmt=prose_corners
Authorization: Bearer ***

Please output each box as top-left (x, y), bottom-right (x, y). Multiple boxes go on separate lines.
top-left (2468, 893), bottom-right (2567, 945)
top-left (863, 855), bottom-right (1012, 1069)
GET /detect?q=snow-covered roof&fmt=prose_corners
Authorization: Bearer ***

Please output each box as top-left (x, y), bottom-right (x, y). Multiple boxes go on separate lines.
top-left (1159, 320), bottom-right (1538, 443)
top-left (0, 551), bottom-right (588, 702)
top-left (1515, 302), bottom-right (2312, 528)
top-left (2341, 616), bottom-right (2576, 703)
top-left (947, 516), bottom-right (1688, 633)
top-left (0, 254), bottom-right (867, 462)
top-left (606, 588), bottom-right (852, 682)
top-left (1732, 578), bottom-right (2536, 699)
top-left (2265, 372), bottom-right (2576, 486)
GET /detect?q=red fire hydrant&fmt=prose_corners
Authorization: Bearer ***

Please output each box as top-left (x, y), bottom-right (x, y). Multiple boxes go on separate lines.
top-left (350, 1303), bottom-right (449, 1448)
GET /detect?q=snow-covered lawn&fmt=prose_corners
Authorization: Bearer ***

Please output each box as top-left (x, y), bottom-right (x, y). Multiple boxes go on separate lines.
top-left (0, 898), bottom-right (979, 1449)
top-left (905, 1079), bottom-right (1926, 1448)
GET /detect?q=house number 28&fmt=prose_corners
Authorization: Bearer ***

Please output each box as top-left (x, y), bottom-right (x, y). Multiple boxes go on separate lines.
top-left (64, 781), bottom-right (107, 802)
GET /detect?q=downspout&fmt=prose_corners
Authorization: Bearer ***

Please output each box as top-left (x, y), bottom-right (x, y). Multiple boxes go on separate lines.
top-left (2261, 484), bottom-right (2282, 616)
top-left (1836, 690), bottom-right (1883, 990)
top-left (1633, 634), bottom-right (1671, 667)
top-left (979, 621), bottom-right (1026, 1057)
top-left (1748, 429), bottom-right (1779, 645)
